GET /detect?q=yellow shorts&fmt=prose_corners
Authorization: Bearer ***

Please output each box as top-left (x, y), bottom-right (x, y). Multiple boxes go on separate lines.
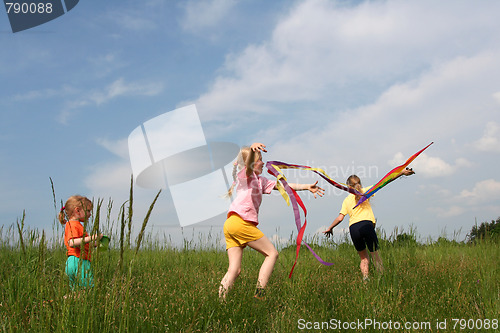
top-left (223, 214), bottom-right (264, 249)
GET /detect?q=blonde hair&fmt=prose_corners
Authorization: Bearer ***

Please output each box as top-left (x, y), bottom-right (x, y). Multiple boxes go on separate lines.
top-left (225, 146), bottom-right (262, 198)
top-left (346, 175), bottom-right (365, 204)
top-left (58, 195), bottom-right (92, 225)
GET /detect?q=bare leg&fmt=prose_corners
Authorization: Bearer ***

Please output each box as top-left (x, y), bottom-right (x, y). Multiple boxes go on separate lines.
top-left (219, 246), bottom-right (243, 299)
top-left (357, 249), bottom-right (370, 280)
top-left (370, 250), bottom-right (384, 274)
top-left (247, 235), bottom-right (279, 289)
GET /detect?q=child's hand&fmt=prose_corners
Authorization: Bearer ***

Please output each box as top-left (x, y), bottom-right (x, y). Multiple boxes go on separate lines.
top-left (323, 228), bottom-right (333, 238)
top-left (309, 181), bottom-right (325, 198)
top-left (250, 142), bottom-right (267, 153)
top-left (92, 233), bottom-right (104, 247)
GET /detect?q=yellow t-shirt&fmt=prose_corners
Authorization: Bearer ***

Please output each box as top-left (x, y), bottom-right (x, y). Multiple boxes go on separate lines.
top-left (340, 187), bottom-right (376, 226)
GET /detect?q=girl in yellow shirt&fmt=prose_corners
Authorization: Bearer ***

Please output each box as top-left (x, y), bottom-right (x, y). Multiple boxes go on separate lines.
top-left (324, 169), bottom-right (414, 281)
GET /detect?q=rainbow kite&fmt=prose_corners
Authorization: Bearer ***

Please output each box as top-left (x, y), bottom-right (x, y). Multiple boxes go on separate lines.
top-left (266, 142), bottom-right (433, 277)
top-left (353, 142), bottom-right (433, 208)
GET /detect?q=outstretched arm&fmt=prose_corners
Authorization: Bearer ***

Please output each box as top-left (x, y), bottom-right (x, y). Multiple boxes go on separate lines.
top-left (68, 233), bottom-right (103, 248)
top-left (246, 142), bottom-right (267, 177)
top-left (288, 181), bottom-right (325, 198)
top-left (323, 214), bottom-right (345, 238)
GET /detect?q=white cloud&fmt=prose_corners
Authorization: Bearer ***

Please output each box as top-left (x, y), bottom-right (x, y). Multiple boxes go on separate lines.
top-left (104, 0), bottom-right (165, 32)
top-left (113, 13), bottom-right (156, 32)
top-left (58, 78), bottom-right (163, 124)
top-left (457, 179), bottom-right (500, 205)
top-left (96, 137), bottom-right (130, 159)
top-left (90, 78), bottom-right (163, 105)
top-left (472, 122), bottom-right (500, 153)
top-left (493, 91), bottom-right (500, 104)
top-left (85, 161), bottom-right (133, 198)
top-left (13, 85), bottom-right (77, 102)
top-left (87, 53), bottom-right (128, 78)
top-left (191, 0), bottom-right (500, 124)
top-left (429, 179), bottom-right (500, 218)
top-left (388, 152), bottom-right (472, 178)
top-left (180, 0), bottom-right (237, 33)
top-left (417, 184), bottom-right (452, 198)
top-left (422, 178), bottom-right (500, 219)
top-left (429, 205), bottom-right (465, 218)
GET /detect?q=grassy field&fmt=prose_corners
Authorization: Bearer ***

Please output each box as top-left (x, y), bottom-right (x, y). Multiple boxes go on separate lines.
top-left (0, 219), bottom-right (498, 333)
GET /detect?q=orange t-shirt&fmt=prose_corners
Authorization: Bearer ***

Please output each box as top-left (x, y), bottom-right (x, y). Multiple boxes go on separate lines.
top-left (64, 220), bottom-right (91, 260)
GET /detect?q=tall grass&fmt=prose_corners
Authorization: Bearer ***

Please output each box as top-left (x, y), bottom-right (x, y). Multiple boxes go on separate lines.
top-left (0, 192), bottom-right (498, 332)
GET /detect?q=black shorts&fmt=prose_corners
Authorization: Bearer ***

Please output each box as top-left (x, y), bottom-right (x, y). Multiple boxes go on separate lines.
top-left (349, 220), bottom-right (379, 252)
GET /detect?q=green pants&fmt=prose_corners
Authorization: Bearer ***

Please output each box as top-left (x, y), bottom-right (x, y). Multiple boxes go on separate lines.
top-left (65, 256), bottom-right (94, 289)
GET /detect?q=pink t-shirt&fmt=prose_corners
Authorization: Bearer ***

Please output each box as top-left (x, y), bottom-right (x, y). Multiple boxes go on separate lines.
top-left (227, 168), bottom-right (276, 225)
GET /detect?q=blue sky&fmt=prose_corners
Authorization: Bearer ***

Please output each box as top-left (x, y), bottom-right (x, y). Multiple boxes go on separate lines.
top-left (1, 0), bottom-right (500, 247)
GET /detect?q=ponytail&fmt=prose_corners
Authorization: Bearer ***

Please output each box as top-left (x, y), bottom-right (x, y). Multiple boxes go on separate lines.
top-left (346, 175), bottom-right (365, 204)
top-left (225, 162), bottom-right (238, 198)
top-left (58, 206), bottom-right (67, 225)
top-left (225, 146), bottom-right (252, 198)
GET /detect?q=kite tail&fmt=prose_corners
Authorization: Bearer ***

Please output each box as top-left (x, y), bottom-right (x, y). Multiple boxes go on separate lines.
top-left (289, 205), bottom-right (306, 278)
top-left (266, 161), bottom-right (334, 277)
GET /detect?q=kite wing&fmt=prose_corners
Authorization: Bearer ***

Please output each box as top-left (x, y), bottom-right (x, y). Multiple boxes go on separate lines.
top-left (354, 142), bottom-right (434, 208)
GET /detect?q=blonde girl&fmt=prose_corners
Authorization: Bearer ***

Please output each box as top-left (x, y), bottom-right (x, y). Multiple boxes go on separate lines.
top-left (219, 143), bottom-right (324, 299)
top-left (323, 169), bottom-right (414, 281)
top-left (59, 195), bottom-right (102, 289)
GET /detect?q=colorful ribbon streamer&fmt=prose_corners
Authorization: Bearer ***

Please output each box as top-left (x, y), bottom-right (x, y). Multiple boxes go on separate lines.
top-left (266, 161), bottom-right (337, 277)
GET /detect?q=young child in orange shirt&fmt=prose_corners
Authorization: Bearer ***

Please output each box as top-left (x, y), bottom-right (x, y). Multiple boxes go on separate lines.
top-left (59, 195), bottom-right (102, 289)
